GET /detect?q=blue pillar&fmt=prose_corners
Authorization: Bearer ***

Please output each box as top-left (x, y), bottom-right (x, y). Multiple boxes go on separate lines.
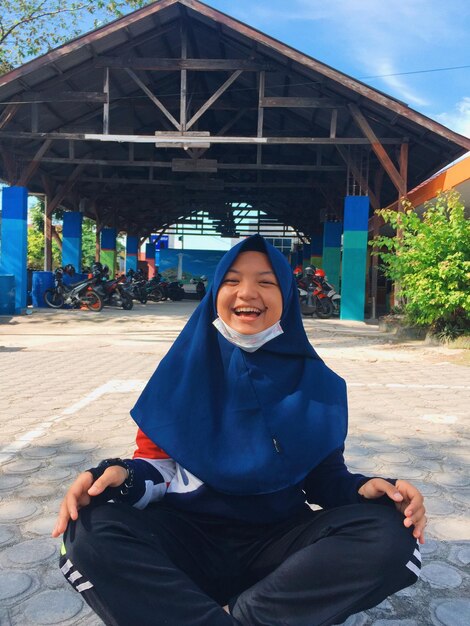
top-left (100, 228), bottom-right (117, 278)
top-left (145, 242), bottom-right (156, 278)
top-left (1, 186), bottom-right (28, 313)
top-left (62, 211), bottom-right (83, 271)
top-left (340, 196), bottom-right (369, 321)
top-left (322, 222), bottom-right (343, 291)
top-left (310, 230), bottom-right (323, 268)
top-left (126, 235), bottom-right (138, 273)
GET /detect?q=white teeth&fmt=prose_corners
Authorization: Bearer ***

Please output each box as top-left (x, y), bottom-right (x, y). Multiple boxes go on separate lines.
top-left (234, 307), bottom-right (261, 314)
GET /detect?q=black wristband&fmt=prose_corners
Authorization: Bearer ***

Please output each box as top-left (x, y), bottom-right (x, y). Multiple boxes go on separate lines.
top-left (86, 458), bottom-right (133, 496)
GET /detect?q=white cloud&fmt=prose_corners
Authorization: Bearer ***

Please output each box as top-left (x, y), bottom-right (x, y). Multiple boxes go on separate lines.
top-left (367, 60), bottom-right (429, 107)
top-left (434, 97), bottom-right (470, 137)
top-left (236, 0), bottom-right (466, 108)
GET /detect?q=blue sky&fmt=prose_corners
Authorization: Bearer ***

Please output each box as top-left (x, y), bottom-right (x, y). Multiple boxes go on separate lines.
top-left (204, 0), bottom-right (470, 137)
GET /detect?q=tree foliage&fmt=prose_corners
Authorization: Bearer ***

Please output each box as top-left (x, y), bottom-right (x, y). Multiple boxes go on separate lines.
top-left (27, 202), bottom-right (61, 269)
top-left (0, 1), bottom-right (149, 74)
top-left (373, 191), bottom-right (470, 336)
top-left (27, 201), bottom-right (99, 271)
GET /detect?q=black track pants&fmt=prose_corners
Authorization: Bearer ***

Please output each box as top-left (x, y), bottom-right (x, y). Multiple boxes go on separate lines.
top-left (60, 502), bottom-right (420, 626)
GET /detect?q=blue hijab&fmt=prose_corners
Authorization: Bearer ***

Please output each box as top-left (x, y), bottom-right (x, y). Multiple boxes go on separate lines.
top-left (131, 235), bottom-right (347, 495)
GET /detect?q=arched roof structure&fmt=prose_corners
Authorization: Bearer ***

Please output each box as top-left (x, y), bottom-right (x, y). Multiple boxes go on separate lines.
top-left (1, 0), bottom-right (469, 241)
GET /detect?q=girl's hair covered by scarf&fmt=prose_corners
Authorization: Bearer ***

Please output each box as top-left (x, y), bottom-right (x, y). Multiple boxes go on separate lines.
top-left (131, 235), bottom-right (347, 495)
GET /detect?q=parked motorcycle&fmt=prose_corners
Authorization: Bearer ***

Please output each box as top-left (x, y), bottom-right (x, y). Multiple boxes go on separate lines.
top-left (125, 269), bottom-right (148, 304)
top-left (44, 266), bottom-right (103, 311)
top-left (296, 269), bottom-right (333, 318)
top-left (190, 275), bottom-right (207, 300)
top-left (313, 268), bottom-right (341, 315)
top-left (158, 279), bottom-right (186, 301)
top-left (143, 274), bottom-right (185, 302)
top-left (90, 263), bottom-right (133, 310)
top-left (144, 274), bottom-right (165, 302)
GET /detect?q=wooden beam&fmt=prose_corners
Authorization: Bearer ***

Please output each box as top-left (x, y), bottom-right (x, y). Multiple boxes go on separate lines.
top-left (44, 194), bottom-right (52, 270)
top-left (32, 156), bottom-right (344, 172)
top-left (330, 109), bottom-right (338, 138)
top-left (125, 68), bottom-right (181, 130)
top-left (172, 159), bottom-right (218, 172)
top-left (180, 21), bottom-right (188, 132)
top-left (348, 103), bottom-right (405, 194)
top-left (257, 71), bottom-right (265, 165)
top-left (31, 103), bottom-right (39, 133)
top-left (15, 91), bottom-right (107, 103)
top-left (56, 175), bottom-right (318, 189)
top-left (103, 68), bottom-right (110, 135)
top-left (0, 130), bottom-right (405, 145)
top-left (261, 97), bottom-right (340, 108)
top-left (399, 142), bottom-right (409, 197)
top-left (52, 225), bottom-right (62, 250)
top-left (95, 57), bottom-right (273, 71)
top-left (0, 104), bottom-right (20, 130)
top-left (17, 139), bottom-right (53, 187)
top-left (47, 164), bottom-right (85, 215)
top-left (186, 70), bottom-right (243, 130)
top-left (336, 145), bottom-right (379, 210)
top-left (1, 149), bottom-right (17, 183)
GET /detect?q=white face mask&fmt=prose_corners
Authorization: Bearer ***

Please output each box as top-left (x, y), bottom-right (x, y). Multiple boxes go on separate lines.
top-left (213, 317), bottom-right (284, 352)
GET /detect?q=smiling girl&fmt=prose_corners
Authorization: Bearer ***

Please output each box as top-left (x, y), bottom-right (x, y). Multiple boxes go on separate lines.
top-left (53, 235), bottom-right (425, 626)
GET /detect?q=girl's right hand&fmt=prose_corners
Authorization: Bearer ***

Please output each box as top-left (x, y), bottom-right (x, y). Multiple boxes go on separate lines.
top-left (52, 465), bottom-right (128, 538)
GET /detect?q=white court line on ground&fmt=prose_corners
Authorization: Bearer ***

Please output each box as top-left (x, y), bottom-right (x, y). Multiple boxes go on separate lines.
top-left (0, 379), bottom-right (146, 463)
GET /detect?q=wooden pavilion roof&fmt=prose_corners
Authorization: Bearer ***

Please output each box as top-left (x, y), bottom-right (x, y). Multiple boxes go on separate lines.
top-left (1, 0), bottom-right (469, 239)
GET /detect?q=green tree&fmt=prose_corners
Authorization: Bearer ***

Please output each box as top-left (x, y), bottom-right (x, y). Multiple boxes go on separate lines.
top-left (28, 201), bottom-right (100, 271)
top-left (373, 190), bottom-right (470, 337)
top-left (81, 217), bottom-right (97, 270)
top-left (27, 202), bottom-right (61, 269)
top-left (0, 1), bottom-right (149, 73)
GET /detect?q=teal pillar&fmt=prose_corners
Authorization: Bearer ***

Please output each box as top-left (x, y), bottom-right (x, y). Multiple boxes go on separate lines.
top-left (126, 235), bottom-right (138, 273)
top-left (340, 196), bottom-right (369, 321)
top-left (1, 186), bottom-right (28, 313)
top-left (310, 230), bottom-right (323, 268)
top-left (322, 222), bottom-right (342, 290)
top-left (62, 211), bottom-right (83, 271)
top-left (100, 228), bottom-right (117, 278)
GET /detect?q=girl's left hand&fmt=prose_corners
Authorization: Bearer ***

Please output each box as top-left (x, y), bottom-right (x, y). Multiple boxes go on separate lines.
top-left (358, 478), bottom-right (427, 544)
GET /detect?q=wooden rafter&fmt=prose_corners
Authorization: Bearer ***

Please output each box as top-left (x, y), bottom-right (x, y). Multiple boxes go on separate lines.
top-left (17, 139), bottom-right (53, 187)
top-left (336, 145), bottom-right (379, 210)
top-left (47, 164), bottom-right (85, 215)
top-left (0, 103), bottom-right (20, 130)
top-left (261, 97), bottom-right (340, 108)
top-left (186, 69), bottom-right (244, 130)
top-left (125, 68), bottom-right (181, 130)
top-left (348, 103), bottom-right (405, 195)
top-left (95, 57), bottom-right (272, 71)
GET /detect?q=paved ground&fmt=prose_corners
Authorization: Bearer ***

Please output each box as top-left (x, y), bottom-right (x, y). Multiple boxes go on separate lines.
top-left (0, 302), bottom-right (469, 626)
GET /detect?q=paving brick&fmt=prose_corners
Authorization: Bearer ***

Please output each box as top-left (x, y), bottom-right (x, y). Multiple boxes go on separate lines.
top-left (0, 525), bottom-right (15, 546)
top-left (22, 589), bottom-right (84, 625)
top-left (0, 501), bottom-right (39, 522)
top-left (2, 538), bottom-right (57, 567)
top-left (420, 562), bottom-right (463, 588)
top-left (3, 460), bottom-right (43, 475)
top-left (0, 476), bottom-right (24, 492)
top-left (0, 571), bottom-right (33, 601)
top-left (432, 599), bottom-right (470, 626)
